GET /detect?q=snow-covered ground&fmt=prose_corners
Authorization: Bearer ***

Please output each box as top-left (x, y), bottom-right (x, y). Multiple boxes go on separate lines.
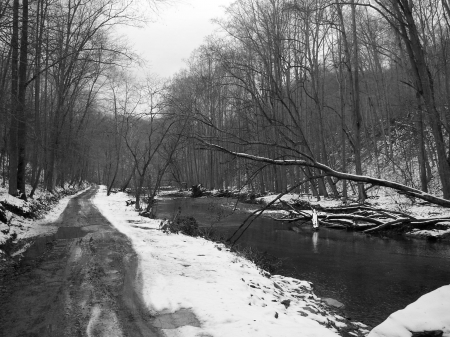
top-left (256, 192), bottom-right (450, 217)
top-left (0, 187), bottom-right (88, 243)
top-left (0, 186), bottom-right (89, 258)
top-left (93, 186), bottom-right (370, 337)
top-left (156, 189), bottom-right (192, 198)
top-left (256, 191), bottom-right (450, 239)
top-left (3, 185), bottom-right (449, 336)
top-left (368, 285), bottom-right (450, 337)
top-left (257, 193), bottom-right (343, 209)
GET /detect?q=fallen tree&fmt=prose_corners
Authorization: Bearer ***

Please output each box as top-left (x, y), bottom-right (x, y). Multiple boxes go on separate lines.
top-left (274, 200), bottom-right (450, 234)
top-left (200, 142), bottom-right (450, 241)
top-left (203, 143), bottom-right (450, 208)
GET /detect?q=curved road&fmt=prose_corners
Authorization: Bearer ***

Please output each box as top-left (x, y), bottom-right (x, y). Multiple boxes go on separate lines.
top-left (0, 187), bottom-right (161, 337)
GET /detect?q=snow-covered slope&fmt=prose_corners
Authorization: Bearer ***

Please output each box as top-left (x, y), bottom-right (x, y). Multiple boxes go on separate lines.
top-left (368, 285), bottom-right (450, 337)
top-left (93, 186), bottom-right (370, 337)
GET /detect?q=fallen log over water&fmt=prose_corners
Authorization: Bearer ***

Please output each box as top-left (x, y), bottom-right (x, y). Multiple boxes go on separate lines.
top-left (275, 201), bottom-right (450, 234)
top-left (363, 217), bottom-right (450, 233)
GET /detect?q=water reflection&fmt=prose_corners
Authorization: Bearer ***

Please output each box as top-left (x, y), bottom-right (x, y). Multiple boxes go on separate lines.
top-left (156, 197), bottom-right (450, 327)
top-left (312, 231), bottom-right (319, 253)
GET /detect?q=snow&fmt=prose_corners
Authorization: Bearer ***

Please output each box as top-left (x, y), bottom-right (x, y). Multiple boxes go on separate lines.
top-left (255, 191), bottom-right (450, 239)
top-left (257, 193), bottom-right (345, 209)
top-left (368, 285), bottom-right (450, 337)
top-left (156, 189), bottom-right (191, 198)
top-left (1, 192), bottom-right (29, 210)
top-left (4, 184), bottom-right (449, 336)
top-left (373, 195), bottom-right (450, 219)
top-left (93, 186), bottom-right (358, 337)
top-left (408, 226), bottom-right (450, 238)
top-left (0, 187), bottom-right (88, 247)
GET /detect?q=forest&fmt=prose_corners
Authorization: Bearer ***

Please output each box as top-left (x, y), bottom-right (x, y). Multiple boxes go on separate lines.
top-left (1, 0), bottom-right (450, 208)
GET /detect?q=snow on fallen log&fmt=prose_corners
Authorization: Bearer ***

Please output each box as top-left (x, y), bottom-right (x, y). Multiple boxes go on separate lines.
top-left (363, 218), bottom-right (412, 233)
top-left (325, 214), bottom-right (384, 225)
top-left (272, 201), bottom-right (450, 234)
top-left (364, 217), bottom-right (450, 234)
top-left (203, 142), bottom-right (450, 208)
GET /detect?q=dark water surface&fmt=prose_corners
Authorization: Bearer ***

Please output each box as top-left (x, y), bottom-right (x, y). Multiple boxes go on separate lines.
top-left (155, 196), bottom-right (450, 327)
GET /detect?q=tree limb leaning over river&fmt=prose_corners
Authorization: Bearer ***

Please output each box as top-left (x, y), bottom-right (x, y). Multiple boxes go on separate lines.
top-left (201, 142), bottom-right (450, 208)
top-left (228, 176), bottom-right (326, 246)
top-left (230, 162), bottom-right (271, 212)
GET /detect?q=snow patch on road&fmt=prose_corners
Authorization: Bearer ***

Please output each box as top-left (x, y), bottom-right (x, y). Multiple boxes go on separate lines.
top-left (86, 305), bottom-right (123, 337)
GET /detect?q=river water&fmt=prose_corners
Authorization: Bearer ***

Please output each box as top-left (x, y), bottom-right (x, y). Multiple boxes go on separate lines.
top-left (155, 196), bottom-right (450, 327)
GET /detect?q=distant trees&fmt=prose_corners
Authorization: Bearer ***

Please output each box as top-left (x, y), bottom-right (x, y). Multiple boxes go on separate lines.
top-left (89, 71), bottom-right (190, 209)
top-left (121, 78), bottom-right (174, 210)
top-left (0, 0), bottom-right (165, 198)
top-left (164, 0), bottom-right (450, 202)
top-left (375, 0), bottom-right (450, 199)
top-left (2, 0), bottom-right (449, 206)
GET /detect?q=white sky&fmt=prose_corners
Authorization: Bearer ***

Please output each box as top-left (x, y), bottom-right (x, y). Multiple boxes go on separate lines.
top-left (121, 0), bottom-right (235, 78)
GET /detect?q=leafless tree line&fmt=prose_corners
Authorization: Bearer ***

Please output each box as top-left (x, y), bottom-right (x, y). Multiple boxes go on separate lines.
top-left (163, 0), bottom-right (450, 205)
top-left (0, 0), bottom-right (178, 203)
top-left (2, 0), bottom-right (450, 208)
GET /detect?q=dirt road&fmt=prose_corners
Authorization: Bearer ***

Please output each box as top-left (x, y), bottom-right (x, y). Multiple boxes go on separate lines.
top-left (0, 187), bottom-right (162, 337)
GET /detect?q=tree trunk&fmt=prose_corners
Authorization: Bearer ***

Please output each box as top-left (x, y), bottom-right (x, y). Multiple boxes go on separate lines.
top-left (391, 0), bottom-right (450, 199)
top-left (336, 1), bottom-right (366, 201)
top-left (338, 38), bottom-right (348, 201)
top-left (30, 166), bottom-right (42, 199)
top-left (135, 174), bottom-right (145, 210)
top-left (350, 0), bottom-right (365, 202)
top-left (416, 95), bottom-right (428, 193)
top-left (8, 0), bottom-right (19, 197)
top-left (17, 0), bottom-right (29, 199)
top-left (121, 164), bottom-right (136, 191)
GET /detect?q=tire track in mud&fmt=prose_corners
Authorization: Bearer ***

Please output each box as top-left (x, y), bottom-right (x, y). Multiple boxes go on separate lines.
top-left (0, 187), bottom-right (162, 337)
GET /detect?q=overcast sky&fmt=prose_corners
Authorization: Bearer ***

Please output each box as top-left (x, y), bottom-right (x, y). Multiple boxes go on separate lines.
top-left (121, 0), bottom-right (235, 78)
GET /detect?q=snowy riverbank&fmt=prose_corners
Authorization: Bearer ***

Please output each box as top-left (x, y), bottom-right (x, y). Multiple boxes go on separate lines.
top-left (368, 285), bottom-right (450, 337)
top-left (94, 186), bottom-right (370, 337)
top-left (159, 188), bottom-right (450, 240)
top-left (2, 185), bottom-right (449, 336)
top-left (255, 193), bottom-right (450, 240)
top-left (0, 185), bottom-right (89, 258)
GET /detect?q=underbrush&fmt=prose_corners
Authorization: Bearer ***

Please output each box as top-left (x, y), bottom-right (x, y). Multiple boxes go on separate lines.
top-left (1, 183), bottom-right (90, 220)
top-left (160, 216), bottom-right (200, 236)
top-left (231, 245), bottom-right (282, 274)
top-left (1, 183), bottom-right (90, 257)
top-left (160, 215), bottom-right (282, 274)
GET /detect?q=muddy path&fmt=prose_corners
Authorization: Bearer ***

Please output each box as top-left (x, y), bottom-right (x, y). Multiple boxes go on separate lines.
top-left (0, 187), bottom-right (162, 337)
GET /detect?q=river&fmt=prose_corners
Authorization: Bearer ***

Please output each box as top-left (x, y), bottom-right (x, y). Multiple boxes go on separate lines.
top-left (155, 196), bottom-right (450, 328)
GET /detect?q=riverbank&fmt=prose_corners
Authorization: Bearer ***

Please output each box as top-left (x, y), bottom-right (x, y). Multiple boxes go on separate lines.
top-left (368, 285), bottom-right (450, 337)
top-left (95, 186), bottom-right (371, 337)
top-left (154, 192), bottom-right (450, 328)
top-left (171, 188), bottom-right (450, 240)
top-left (255, 193), bottom-right (450, 240)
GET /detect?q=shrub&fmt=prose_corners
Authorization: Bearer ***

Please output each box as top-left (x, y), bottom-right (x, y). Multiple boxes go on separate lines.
top-left (191, 184), bottom-right (204, 198)
top-left (234, 245), bottom-right (282, 274)
top-left (162, 216), bottom-right (199, 236)
top-left (160, 213), bottom-right (282, 275)
top-left (198, 225), bottom-right (216, 240)
top-left (291, 199), bottom-right (312, 210)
